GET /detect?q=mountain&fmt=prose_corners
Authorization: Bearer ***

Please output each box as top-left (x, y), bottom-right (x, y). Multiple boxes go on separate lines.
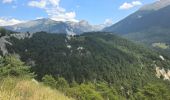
top-left (103, 0), bottom-right (170, 57)
top-left (103, 0), bottom-right (170, 34)
top-left (4, 18), bottom-right (103, 35)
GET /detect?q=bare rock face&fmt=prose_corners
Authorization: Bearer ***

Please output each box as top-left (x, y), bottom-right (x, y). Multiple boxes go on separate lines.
top-left (156, 67), bottom-right (170, 80)
top-left (0, 32), bottom-right (33, 55)
top-left (10, 32), bottom-right (33, 40)
top-left (159, 55), bottom-right (165, 61)
top-left (0, 35), bottom-right (12, 55)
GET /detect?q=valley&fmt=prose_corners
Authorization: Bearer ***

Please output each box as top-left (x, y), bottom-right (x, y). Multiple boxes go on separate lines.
top-left (0, 0), bottom-right (170, 100)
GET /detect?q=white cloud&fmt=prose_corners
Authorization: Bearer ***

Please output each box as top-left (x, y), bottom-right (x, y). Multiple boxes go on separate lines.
top-left (2, 0), bottom-right (13, 3)
top-left (104, 19), bottom-right (113, 26)
top-left (132, 1), bottom-right (142, 6)
top-left (119, 2), bottom-right (133, 10)
top-left (28, 0), bottom-right (47, 8)
top-left (28, 0), bottom-right (77, 22)
top-left (0, 18), bottom-right (25, 26)
top-left (119, 1), bottom-right (142, 10)
top-left (49, 0), bottom-right (60, 6)
top-left (92, 19), bottom-right (113, 31)
top-left (46, 7), bottom-right (77, 22)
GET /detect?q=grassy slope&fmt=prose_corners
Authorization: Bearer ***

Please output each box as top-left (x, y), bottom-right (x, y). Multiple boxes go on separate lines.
top-left (0, 77), bottom-right (73, 100)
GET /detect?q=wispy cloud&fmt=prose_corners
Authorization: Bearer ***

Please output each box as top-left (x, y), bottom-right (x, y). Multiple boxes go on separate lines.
top-left (2, 0), bottom-right (14, 4)
top-left (104, 19), bottom-right (113, 26)
top-left (28, 0), bottom-right (77, 22)
top-left (0, 17), bottom-right (25, 26)
top-left (119, 1), bottom-right (142, 10)
top-left (28, 0), bottom-right (47, 8)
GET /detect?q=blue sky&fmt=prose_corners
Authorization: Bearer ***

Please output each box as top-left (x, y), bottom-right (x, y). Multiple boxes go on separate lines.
top-left (0, 0), bottom-right (156, 26)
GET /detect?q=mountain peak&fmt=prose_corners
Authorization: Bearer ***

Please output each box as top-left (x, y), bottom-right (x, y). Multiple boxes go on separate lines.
top-left (35, 18), bottom-right (54, 21)
top-left (140, 0), bottom-right (170, 11)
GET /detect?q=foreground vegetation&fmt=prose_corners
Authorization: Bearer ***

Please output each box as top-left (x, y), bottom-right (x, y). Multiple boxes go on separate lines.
top-left (1, 57), bottom-right (170, 100)
top-left (0, 55), bottom-right (72, 100)
top-left (42, 74), bottom-right (170, 100)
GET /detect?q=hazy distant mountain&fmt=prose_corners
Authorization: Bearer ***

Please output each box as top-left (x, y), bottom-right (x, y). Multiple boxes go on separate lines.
top-left (103, 0), bottom-right (170, 34)
top-left (4, 18), bottom-right (103, 35)
top-left (103, 0), bottom-right (170, 57)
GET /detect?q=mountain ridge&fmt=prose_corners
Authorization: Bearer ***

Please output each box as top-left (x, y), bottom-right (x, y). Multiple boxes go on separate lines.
top-left (103, 0), bottom-right (170, 34)
top-left (4, 18), bottom-right (104, 35)
top-left (140, 0), bottom-right (170, 11)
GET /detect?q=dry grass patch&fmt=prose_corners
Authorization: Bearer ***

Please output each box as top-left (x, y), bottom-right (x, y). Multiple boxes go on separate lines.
top-left (0, 78), bottom-right (73, 100)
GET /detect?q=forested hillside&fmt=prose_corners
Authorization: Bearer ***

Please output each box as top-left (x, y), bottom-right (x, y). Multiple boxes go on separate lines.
top-left (4, 31), bottom-right (170, 99)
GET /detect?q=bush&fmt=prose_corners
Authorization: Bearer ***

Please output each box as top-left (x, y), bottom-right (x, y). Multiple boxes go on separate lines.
top-left (56, 77), bottom-right (69, 91)
top-left (42, 75), bottom-right (57, 88)
top-left (66, 83), bottom-right (103, 100)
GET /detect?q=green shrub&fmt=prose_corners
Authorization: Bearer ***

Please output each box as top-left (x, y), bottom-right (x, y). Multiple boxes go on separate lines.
top-left (42, 75), bottom-right (57, 88)
top-left (56, 77), bottom-right (69, 91)
top-left (66, 83), bottom-right (103, 100)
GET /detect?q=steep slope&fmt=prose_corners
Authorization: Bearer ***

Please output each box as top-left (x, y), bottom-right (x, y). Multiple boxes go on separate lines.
top-left (103, 0), bottom-right (170, 35)
top-left (4, 19), bottom-right (101, 35)
top-left (6, 32), bottom-right (170, 86)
